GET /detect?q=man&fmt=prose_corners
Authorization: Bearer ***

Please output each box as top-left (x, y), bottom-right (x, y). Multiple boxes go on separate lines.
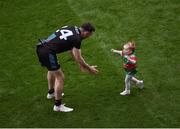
top-left (36, 22), bottom-right (98, 112)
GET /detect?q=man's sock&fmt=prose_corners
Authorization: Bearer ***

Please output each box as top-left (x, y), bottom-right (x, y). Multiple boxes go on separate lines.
top-left (48, 89), bottom-right (54, 94)
top-left (55, 100), bottom-right (61, 106)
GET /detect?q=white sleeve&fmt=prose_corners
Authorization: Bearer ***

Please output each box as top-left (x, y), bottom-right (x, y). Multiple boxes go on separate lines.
top-left (113, 50), bottom-right (122, 55)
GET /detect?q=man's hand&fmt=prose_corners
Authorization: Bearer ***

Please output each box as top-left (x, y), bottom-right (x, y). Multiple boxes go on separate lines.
top-left (80, 65), bottom-right (99, 74)
top-left (72, 47), bottom-right (99, 74)
top-left (89, 65), bottom-right (99, 74)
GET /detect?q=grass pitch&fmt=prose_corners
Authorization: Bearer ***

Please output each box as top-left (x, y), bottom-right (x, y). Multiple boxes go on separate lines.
top-left (0, 0), bottom-right (180, 127)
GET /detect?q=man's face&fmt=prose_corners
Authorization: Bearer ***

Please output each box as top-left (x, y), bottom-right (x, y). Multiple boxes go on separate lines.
top-left (81, 31), bottom-right (93, 39)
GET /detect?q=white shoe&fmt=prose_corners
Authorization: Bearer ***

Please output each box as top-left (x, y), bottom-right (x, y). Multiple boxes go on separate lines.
top-left (47, 93), bottom-right (55, 99)
top-left (47, 93), bottom-right (64, 99)
top-left (136, 80), bottom-right (144, 89)
top-left (120, 90), bottom-right (130, 96)
top-left (61, 93), bottom-right (64, 96)
top-left (53, 104), bottom-right (73, 112)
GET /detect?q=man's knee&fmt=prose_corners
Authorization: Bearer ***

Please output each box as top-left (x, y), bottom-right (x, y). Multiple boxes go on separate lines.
top-left (55, 69), bottom-right (65, 81)
top-left (47, 71), bottom-right (55, 79)
top-left (61, 72), bottom-right (65, 81)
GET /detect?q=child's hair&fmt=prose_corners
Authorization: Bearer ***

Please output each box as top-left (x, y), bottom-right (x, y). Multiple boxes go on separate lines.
top-left (123, 40), bottom-right (136, 54)
top-left (128, 40), bottom-right (136, 51)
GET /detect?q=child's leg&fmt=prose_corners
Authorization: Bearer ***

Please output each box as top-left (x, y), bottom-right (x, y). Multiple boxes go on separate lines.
top-left (131, 76), bottom-right (140, 83)
top-left (131, 76), bottom-right (144, 89)
top-left (125, 75), bottom-right (132, 91)
top-left (120, 75), bottom-right (132, 95)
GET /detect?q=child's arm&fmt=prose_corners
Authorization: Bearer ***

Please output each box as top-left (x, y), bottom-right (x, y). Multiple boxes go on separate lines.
top-left (111, 49), bottom-right (123, 56)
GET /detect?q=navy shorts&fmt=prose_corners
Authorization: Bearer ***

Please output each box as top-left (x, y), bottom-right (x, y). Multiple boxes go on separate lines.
top-left (36, 45), bottom-right (60, 71)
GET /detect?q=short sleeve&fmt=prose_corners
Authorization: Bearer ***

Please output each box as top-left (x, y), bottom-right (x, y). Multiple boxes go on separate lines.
top-left (73, 37), bottom-right (81, 49)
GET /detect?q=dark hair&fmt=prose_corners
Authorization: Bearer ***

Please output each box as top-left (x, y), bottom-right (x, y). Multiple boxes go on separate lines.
top-left (81, 22), bottom-right (95, 32)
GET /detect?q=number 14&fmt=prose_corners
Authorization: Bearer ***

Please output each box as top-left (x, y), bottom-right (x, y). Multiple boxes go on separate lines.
top-left (56, 29), bottom-right (73, 40)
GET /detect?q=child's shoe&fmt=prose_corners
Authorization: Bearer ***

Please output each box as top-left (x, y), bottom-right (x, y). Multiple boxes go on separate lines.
top-left (136, 80), bottom-right (144, 89)
top-left (120, 90), bottom-right (130, 96)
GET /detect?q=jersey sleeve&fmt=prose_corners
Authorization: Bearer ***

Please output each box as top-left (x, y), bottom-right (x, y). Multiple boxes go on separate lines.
top-left (73, 37), bottom-right (82, 49)
top-left (129, 55), bottom-right (137, 64)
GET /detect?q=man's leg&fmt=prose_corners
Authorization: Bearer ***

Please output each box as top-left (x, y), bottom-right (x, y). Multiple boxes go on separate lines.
top-left (48, 71), bottom-right (55, 90)
top-left (53, 69), bottom-right (73, 112)
top-left (54, 69), bottom-right (64, 102)
top-left (47, 70), bottom-right (64, 99)
top-left (47, 71), bottom-right (55, 98)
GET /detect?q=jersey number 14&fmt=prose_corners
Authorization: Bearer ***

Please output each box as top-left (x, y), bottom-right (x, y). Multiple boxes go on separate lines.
top-left (56, 29), bottom-right (73, 40)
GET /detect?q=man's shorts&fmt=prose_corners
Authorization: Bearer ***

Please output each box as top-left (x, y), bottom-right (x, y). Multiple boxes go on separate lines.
top-left (36, 45), bottom-right (60, 71)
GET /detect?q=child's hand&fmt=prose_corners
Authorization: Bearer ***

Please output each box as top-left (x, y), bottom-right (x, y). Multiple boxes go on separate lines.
top-left (111, 49), bottom-right (115, 52)
top-left (111, 49), bottom-right (123, 56)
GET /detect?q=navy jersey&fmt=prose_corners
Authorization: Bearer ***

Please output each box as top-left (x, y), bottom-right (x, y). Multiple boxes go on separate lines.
top-left (44, 26), bottom-right (82, 53)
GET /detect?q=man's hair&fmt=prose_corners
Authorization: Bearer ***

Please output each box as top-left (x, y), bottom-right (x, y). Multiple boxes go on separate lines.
top-left (81, 22), bottom-right (95, 32)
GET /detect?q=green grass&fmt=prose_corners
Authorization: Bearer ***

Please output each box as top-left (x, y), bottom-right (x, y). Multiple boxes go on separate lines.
top-left (0, 0), bottom-right (180, 127)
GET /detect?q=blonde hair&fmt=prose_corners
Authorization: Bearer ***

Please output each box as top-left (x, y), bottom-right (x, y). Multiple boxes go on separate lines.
top-left (124, 41), bottom-right (136, 51)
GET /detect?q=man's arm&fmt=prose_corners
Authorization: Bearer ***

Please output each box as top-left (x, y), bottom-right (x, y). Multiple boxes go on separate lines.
top-left (71, 47), bottom-right (98, 74)
top-left (70, 50), bottom-right (75, 60)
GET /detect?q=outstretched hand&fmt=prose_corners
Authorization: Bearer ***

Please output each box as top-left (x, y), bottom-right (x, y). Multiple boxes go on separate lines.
top-left (111, 49), bottom-right (115, 52)
top-left (89, 65), bottom-right (99, 74)
top-left (80, 65), bottom-right (99, 74)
